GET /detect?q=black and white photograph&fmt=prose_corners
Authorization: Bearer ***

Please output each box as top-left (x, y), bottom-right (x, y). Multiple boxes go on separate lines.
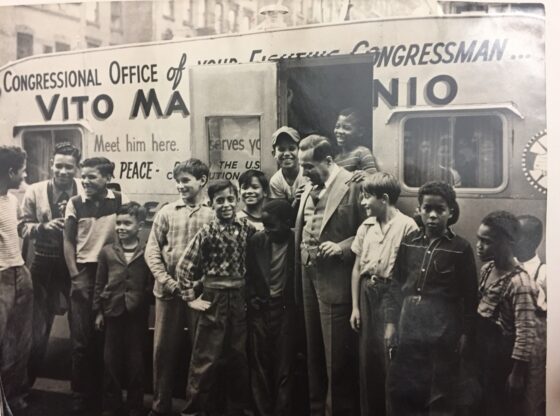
top-left (0, 0), bottom-right (555, 415)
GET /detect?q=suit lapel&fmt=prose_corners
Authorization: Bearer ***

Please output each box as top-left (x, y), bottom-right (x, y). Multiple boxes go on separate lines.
top-left (320, 170), bottom-right (350, 235)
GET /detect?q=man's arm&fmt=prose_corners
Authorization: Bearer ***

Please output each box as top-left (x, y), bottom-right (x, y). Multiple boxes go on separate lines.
top-left (144, 210), bottom-right (179, 297)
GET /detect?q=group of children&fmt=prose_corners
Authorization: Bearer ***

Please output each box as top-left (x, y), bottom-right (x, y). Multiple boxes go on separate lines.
top-left (0, 104), bottom-right (546, 416)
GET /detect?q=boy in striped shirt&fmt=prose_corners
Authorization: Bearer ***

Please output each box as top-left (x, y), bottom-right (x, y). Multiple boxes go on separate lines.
top-left (0, 145), bottom-right (32, 415)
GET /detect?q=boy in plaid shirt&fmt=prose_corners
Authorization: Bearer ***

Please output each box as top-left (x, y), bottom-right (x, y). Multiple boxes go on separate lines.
top-left (176, 179), bottom-right (255, 416)
top-left (145, 159), bottom-right (213, 416)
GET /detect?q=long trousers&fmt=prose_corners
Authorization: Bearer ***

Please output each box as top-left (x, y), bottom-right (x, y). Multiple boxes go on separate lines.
top-left (358, 277), bottom-right (390, 416)
top-left (28, 254), bottom-right (70, 386)
top-left (182, 287), bottom-right (251, 416)
top-left (69, 262), bottom-right (103, 400)
top-left (152, 296), bottom-right (193, 414)
top-left (103, 309), bottom-right (148, 413)
top-left (302, 265), bottom-right (359, 416)
top-left (248, 296), bottom-right (297, 416)
top-left (0, 266), bottom-right (33, 409)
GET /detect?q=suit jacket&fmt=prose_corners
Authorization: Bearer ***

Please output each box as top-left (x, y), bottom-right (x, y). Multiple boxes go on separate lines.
top-left (246, 230), bottom-right (296, 305)
top-left (295, 168), bottom-right (364, 304)
top-left (93, 241), bottom-right (154, 317)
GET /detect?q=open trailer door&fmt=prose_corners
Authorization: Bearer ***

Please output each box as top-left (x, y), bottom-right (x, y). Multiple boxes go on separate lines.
top-left (189, 62), bottom-right (278, 181)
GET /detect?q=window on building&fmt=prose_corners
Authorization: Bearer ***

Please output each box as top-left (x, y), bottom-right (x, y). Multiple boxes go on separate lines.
top-left (111, 2), bottom-right (123, 30)
top-left (240, 14), bottom-right (251, 32)
top-left (22, 128), bottom-right (82, 184)
top-left (86, 38), bottom-right (101, 48)
top-left (214, 3), bottom-right (223, 33)
top-left (197, 0), bottom-right (206, 27)
top-left (228, 8), bottom-right (237, 31)
top-left (43, 45), bottom-right (53, 54)
top-left (55, 42), bottom-right (70, 52)
top-left (163, 0), bottom-right (175, 19)
top-left (17, 32), bottom-right (34, 59)
top-left (86, 2), bottom-right (99, 24)
top-left (403, 114), bottom-right (504, 189)
top-left (183, 0), bottom-right (192, 23)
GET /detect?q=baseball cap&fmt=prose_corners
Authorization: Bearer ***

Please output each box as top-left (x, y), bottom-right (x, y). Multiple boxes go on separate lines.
top-left (271, 126), bottom-right (301, 148)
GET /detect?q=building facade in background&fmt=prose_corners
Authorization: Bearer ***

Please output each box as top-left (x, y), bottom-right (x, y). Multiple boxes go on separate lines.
top-left (0, 0), bottom-right (544, 67)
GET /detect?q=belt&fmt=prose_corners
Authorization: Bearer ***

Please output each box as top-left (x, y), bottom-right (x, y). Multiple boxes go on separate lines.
top-left (362, 273), bottom-right (391, 285)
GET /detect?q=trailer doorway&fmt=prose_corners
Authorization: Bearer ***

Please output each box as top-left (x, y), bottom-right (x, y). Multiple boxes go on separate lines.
top-left (278, 55), bottom-right (374, 150)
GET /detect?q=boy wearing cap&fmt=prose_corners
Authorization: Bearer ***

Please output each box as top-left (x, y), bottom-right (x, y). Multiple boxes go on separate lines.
top-left (269, 126), bottom-right (308, 207)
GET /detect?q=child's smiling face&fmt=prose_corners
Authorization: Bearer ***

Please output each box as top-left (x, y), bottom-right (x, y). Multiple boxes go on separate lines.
top-left (273, 136), bottom-right (299, 169)
top-left (240, 177), bottom-right (266, 208)
top-left (81, 166), bottom-right (109, 198)
top-left (360, 190), bottom-right (386, 218)
top-left (419, 194), bottom-right (452, 238)
top-left (334, 114), bottom-right (362, 148)
top-left (211, 186), bottom-right (238, 222)
top-left (116, 213), bottom-right (142, 243)
top-left (175, 171), bottom-right (206, 203)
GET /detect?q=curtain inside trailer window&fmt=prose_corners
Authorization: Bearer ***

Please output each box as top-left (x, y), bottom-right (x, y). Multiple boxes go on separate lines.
top-left (403, 115), bottom-right (503, 189)
top-left (22, 128), bottom-right (82, 185)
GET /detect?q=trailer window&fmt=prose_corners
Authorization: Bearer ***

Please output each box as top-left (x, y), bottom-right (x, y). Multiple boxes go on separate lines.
top-left (22, 129), bottom-right (82, 184)
top-left (207, 116), bottom-right (261, 181)
top-left (403, 115), bottom-right (503, 189)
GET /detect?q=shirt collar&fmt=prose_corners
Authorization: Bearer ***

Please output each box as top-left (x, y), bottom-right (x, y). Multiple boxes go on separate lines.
top-left (521, 255), bottom-right (541, 275)
top-left (322, 163), bottom-right (341, 190)
top-left (51, 179), bottom-right (74, 201)
top-left (82, 188), bottom-right (115, 202)
top-left (411, 227), bottom-right (455, 242)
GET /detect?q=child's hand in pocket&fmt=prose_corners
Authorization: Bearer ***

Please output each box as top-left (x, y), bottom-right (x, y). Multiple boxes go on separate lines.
top-left (188, 295), bottom-right (212, 312)
top-left (94, 312), bottom-right (105, 331)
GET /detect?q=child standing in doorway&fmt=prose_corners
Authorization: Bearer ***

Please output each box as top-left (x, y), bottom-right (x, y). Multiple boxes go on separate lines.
top-left (268, 126), bottom-right (308, 207)
top-left (333, 108), bottom-right (379, 178)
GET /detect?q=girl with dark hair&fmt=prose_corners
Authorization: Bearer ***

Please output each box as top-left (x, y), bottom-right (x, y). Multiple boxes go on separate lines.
top-left (475, 210), bottom-right (538, 416)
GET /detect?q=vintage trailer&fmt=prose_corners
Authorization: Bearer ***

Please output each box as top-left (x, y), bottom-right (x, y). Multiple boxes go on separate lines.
top-left (0, 12), bottom-right (546, 253)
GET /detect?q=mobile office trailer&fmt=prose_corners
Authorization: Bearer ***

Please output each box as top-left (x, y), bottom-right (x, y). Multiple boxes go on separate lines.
top-left (0, 13), bottom-right (546, 253)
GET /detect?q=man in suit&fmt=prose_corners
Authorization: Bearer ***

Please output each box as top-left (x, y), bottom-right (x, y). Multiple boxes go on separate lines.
top-left (295, 135), bottom-right (364, 416)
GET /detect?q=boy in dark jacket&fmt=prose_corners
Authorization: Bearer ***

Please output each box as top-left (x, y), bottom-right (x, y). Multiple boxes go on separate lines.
top-left (246, 199), bottom-right (297, 416)
top-left (93, 202), bottom-right (153, 416)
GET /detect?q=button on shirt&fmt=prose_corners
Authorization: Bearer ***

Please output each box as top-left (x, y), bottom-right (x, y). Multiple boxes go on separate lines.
top-left (351, 211), bottom-right (418, 278)
top-left (145, 200), bottom-right (214, 299)
top-left (385, 228), bottom-right (478, 336)
top-left (176, 217), bottom-right (256, 290)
